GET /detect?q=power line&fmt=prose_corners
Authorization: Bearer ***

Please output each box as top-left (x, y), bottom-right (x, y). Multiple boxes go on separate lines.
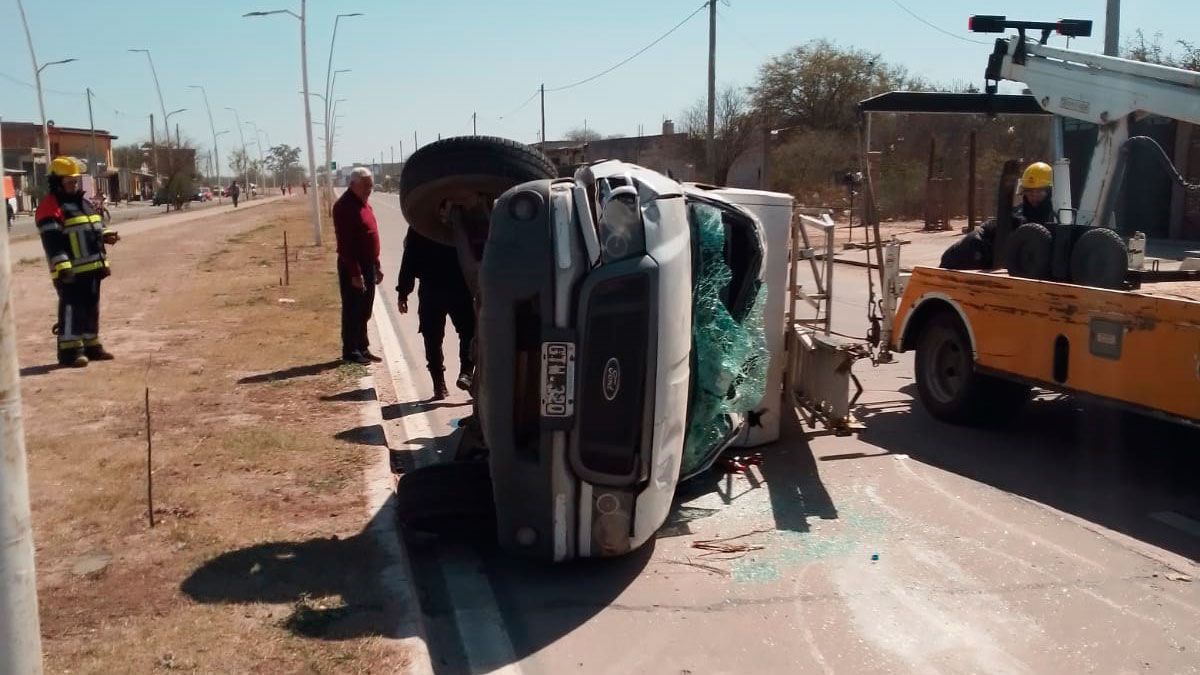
top-left (497, 87), bottom-right (540, 120)
top-left (886, 0), bottom-right (989, 45)
top-left (546, 1), bottom-right (709, 92)
top-left (0, 69), bottom-right (78, 96)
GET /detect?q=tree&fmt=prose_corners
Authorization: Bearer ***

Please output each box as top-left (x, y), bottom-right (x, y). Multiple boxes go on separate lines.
top-left (112, 143), bottom-right (147, 171)
top-left (564, 127), bottom-right (602, 142)
top-left (266, 144), bottom-right (302, 185)
top-left (1125, 30), bottom-right (1199, 71)
top-left (750, 39), bottom-right (923, 131)
top-left (228, 148), bottom-right (253, 183)
top-left (681, 84), bottom-right (758, 185)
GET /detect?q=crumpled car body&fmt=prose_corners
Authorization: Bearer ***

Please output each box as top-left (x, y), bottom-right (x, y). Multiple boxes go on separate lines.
top-left (477, 160), bottom-right (769, 561)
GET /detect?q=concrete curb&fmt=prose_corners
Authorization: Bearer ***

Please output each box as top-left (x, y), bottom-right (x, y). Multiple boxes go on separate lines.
top-left (357, 326), bottom-right (436, 675)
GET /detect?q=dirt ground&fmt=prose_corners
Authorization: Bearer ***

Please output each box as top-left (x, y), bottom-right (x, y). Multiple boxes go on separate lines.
top-left (15, 201), bottom-right (409, 673)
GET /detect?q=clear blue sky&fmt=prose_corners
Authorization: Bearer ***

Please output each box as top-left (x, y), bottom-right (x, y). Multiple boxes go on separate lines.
top-left (1, 0), bottom-right (1194, 174)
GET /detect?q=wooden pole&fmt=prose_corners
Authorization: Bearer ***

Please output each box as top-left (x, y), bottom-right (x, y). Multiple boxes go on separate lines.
top-left (283, 230), bottom-right (290, 286)
top-left (145, 386), bottom-right (154, 528)
top-left (967, 131), bottom-right (977, 232)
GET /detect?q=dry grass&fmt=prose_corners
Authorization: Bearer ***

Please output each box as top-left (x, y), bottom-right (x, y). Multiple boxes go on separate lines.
top-left (16, 201), bottom-right (409, 673)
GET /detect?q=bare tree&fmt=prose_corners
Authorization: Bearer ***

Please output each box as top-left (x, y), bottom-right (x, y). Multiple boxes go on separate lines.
top-left (681, 84), bottom-right (757, 185)
top-left (564, 127), bottom-right (603, 142)
top-left (1125, 30), bottom-right (1199, 71)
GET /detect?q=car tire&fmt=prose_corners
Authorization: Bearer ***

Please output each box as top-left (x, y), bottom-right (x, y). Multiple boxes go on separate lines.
top-left (395, 460), bottom-right (496, 538)
top-left (399, 136), bottom-right (557, 246)
top-left (914, 312), bottom-right (1030, 426)
top-left (1070, 227), bottom-right (1127, 289)
top-left (1006, 223), bottom-right (1053, 280)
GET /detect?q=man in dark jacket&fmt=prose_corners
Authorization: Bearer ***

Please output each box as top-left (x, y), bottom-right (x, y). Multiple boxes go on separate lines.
top-left (332, 167), bottom-right (383, 364)
top-left (941, 161), bottom-right (1056, 270)
top-left (396, 228), bottom-right (475, 400)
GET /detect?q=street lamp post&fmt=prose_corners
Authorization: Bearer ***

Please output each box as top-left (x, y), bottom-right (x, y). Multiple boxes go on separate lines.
top-left (128, 49), bottom-right (171, 148)
top-left (245, 2), bottom-right (323, 245)
top-left (324, 13), bottom-right (362, 192)
top-left (16, 0), bottom-right (76, 191)
top-left (213, 129), bottom-right (231, 200)
top-left (224, 107), bottom-right (250, 197)
top-left (189, 85), bottom-right (223, 202)
top-left (258, 129), bottom-right (273, 188)
top-left (243, 121), bottom-right (267, 190)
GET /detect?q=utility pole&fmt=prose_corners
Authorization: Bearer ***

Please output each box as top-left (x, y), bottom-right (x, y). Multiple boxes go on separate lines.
top-left (86, 88), bottom-right (98, 191)
top-left (706, 0), bottom-right (717, 183)
top-left (472, 111), bottom-right (477, 135)
top-left (0, 103), bottom-right (44, 674)
top-left (539, 83), bottom-right (546, 149)
top-left (150, 114), bottom-right (159, 188)
top-left (1103, 0), bottom-right (1120, 56)
top-left (413, 130), bottom-right (418, 153)
top-left (175, 123), bottom-right (180, 149)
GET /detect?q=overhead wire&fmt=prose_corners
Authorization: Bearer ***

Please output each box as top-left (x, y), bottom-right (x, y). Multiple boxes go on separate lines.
top-left (545, 1), bottom-right (708, 92)
top-left (886, 0), bottom-right (989, 46)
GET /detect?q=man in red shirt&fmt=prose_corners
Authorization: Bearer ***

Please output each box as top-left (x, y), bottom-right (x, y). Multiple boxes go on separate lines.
top-left (332, 167), bottom-right (383, 364)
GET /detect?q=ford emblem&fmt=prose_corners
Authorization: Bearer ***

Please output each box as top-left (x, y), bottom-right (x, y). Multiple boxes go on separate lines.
top-left (602, 357), bottom-right (621, 401)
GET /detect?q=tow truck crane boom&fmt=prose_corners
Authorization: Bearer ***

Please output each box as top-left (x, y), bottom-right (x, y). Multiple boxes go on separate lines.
top-left (971, 16), bottom-right (1200, 228)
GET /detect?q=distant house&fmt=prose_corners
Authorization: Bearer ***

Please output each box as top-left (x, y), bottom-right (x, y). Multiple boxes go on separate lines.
top-left (540, 120), bottom-right (698, 181)
top-left (2, 121), bottom-right (117, 209)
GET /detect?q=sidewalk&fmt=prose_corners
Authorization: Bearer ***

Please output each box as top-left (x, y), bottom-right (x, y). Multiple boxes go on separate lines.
top-left (16, 199), bottom-right (415, 673)
top-left (8, 194), bottom-right (288, 261)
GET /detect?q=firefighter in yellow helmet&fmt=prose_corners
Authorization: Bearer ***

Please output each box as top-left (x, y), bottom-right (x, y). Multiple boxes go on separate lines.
top-left (1016, 161), bottom-right (1055, 226)
top-left (941, 161), bottom-right (1056, 270)
top-left (36, 156), bottom-right (120, 367)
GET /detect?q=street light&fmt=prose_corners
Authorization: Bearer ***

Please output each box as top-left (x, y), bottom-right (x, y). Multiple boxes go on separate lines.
top-left (189, 85), bottom-right (223, 202)
top-left (324, 13), bottom-right (363, 191)
top-left (326, 69), bottom-right (351, 192)
top-left (244, 122), bottom-right (267, 191)
top-left (244, 2), bottom-right (323, 245)
top-left (165, 108), bottom-right (187, 147)
top-left (16, 0), bottom-right (77, 191)
top-left (328, 99), bottom-right (347, 173)
top-left (224, 107), bottom-right (252, 198)
top-left (213, 129), bottom-right (231, 198)
top-left (128, 49), bottom-right (171, 148)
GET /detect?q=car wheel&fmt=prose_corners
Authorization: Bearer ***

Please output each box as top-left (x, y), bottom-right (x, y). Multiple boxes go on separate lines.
top-left (1070, 227), bottom-right (1127, 289)
top-left (395, 461), bottom-right (496, 538)
top-left (915, 312), bottom-right (1029, 426)
top-left (399, 136), bottom-right (557, 246)
top-left (1006, 223), bottom-right (1053, 280)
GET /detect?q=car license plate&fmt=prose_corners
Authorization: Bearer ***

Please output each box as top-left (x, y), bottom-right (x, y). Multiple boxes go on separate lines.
top-left (541, 342), bottom-right (576, 418)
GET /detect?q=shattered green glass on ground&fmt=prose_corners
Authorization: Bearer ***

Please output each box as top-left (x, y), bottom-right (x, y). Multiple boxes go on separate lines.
top-left (681, 202), bottom-right (770, 477)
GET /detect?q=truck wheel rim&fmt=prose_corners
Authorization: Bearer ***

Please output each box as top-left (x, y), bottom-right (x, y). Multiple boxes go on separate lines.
top-left (928, 336), bottom-right (966, 403)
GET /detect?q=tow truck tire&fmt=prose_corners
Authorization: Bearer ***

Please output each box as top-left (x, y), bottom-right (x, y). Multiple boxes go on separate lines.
top-left (1070, 227), bottom-right (1128, 290)
top-left (915, 313), bottom-right (1030, 426)
top-left (1006, 223), bottom-right (1053, 280)
top-left (399, 136), bottom-right (557, 246)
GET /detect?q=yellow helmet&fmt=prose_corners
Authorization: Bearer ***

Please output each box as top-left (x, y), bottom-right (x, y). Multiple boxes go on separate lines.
top-left (49, 156), bottom-right (82, 177)
top-left (1020, 161), bottom-right (1053, 190)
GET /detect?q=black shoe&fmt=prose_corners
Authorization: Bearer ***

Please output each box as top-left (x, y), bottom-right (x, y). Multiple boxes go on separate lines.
top-left (84, 345), bottom-right (115, 361)
top-left (342, 351), bottom-right (370, 365)
top-left (361, 349), bottom-right (383, 363)
top-left (456, 370), bottom-right (473, 391)
top-left (431, 371), bottom-right (449, 401)
top-left (58, 350), bottom-right (88, 368)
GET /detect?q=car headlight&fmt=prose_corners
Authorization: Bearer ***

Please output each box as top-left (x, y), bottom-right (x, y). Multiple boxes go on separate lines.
top-left (598, 185), bottom-right (646, 263)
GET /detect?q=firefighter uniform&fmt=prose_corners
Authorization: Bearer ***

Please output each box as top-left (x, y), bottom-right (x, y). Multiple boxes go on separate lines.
top-left (36, 157), bottom-right (117, 367)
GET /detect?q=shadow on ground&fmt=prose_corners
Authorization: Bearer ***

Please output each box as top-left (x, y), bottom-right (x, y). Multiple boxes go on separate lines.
top-left (19, 363), bottom-right (60, 378)
top-left (667, 413), bottom-right (838, 537)
top-left (181, 502), bottom-right (413, 641)
top-left (856, 385), bottom-right (1200, 561)
top-left (237, 360), bottom-right (343, 384)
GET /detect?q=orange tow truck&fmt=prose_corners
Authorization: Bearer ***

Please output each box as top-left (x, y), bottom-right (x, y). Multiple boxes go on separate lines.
top-left (876, 17), bottom-right (1200, 428)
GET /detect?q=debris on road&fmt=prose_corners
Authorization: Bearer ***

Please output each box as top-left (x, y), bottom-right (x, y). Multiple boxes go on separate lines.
top-left (691, 529), bottom-right (771, 559)
top-left (1165, 573), bottom-right (1193, 583)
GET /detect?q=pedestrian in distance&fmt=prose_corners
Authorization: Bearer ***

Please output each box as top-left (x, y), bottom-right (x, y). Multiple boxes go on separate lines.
top-left (229, 181), bottom-right (241, 208)
top-left (36, 156), bottom-right (120, 367)
top-left (280, 185), bottom-right (286, 196)
top-left (396, 228), bottom-right (475, 400)
top-left (287, 184), bottom-right (293, 196)
top-left (332, 166), bottom-right (383, 365)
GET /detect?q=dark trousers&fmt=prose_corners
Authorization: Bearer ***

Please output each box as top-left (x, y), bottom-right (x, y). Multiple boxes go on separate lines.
top-left (418, 289), bottom-right (475, 373)
top-left (56, 274), bottom-right (102, 352)
top-left (232, 194), bottom-right (239, 207)
top-left (338, 263), bottom-right (375, 356)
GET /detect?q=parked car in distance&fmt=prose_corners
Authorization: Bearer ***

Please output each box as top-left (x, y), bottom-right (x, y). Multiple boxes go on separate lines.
top-left (192, 187), bottom-right (213, 202)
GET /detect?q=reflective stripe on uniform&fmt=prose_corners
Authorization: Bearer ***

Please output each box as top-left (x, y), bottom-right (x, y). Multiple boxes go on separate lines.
top-left (63, 214), bottom-right (91, 226)
top-left (49, 253), bottom-right (69, 265)
top-left (68, 230), bottom-right (83, 260)
top-left (61, 305), bottom-right (77, 338)
top-left (70, 259), bottom-right (108, 274)
top-left (57, 339), bottom-right (84, 350)
top-left (83, 336), bottom-right (101, 347)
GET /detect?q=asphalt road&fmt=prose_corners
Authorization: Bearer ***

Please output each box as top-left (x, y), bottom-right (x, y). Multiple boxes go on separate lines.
top-left (370, 191), bottom-right (1200, 675)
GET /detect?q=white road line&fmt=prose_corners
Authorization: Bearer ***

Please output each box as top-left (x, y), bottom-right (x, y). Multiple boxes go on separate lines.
top-left (1151, 511), bottom-right (1200, 539)
top-left (371, 293), bottom-right (525, 675)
